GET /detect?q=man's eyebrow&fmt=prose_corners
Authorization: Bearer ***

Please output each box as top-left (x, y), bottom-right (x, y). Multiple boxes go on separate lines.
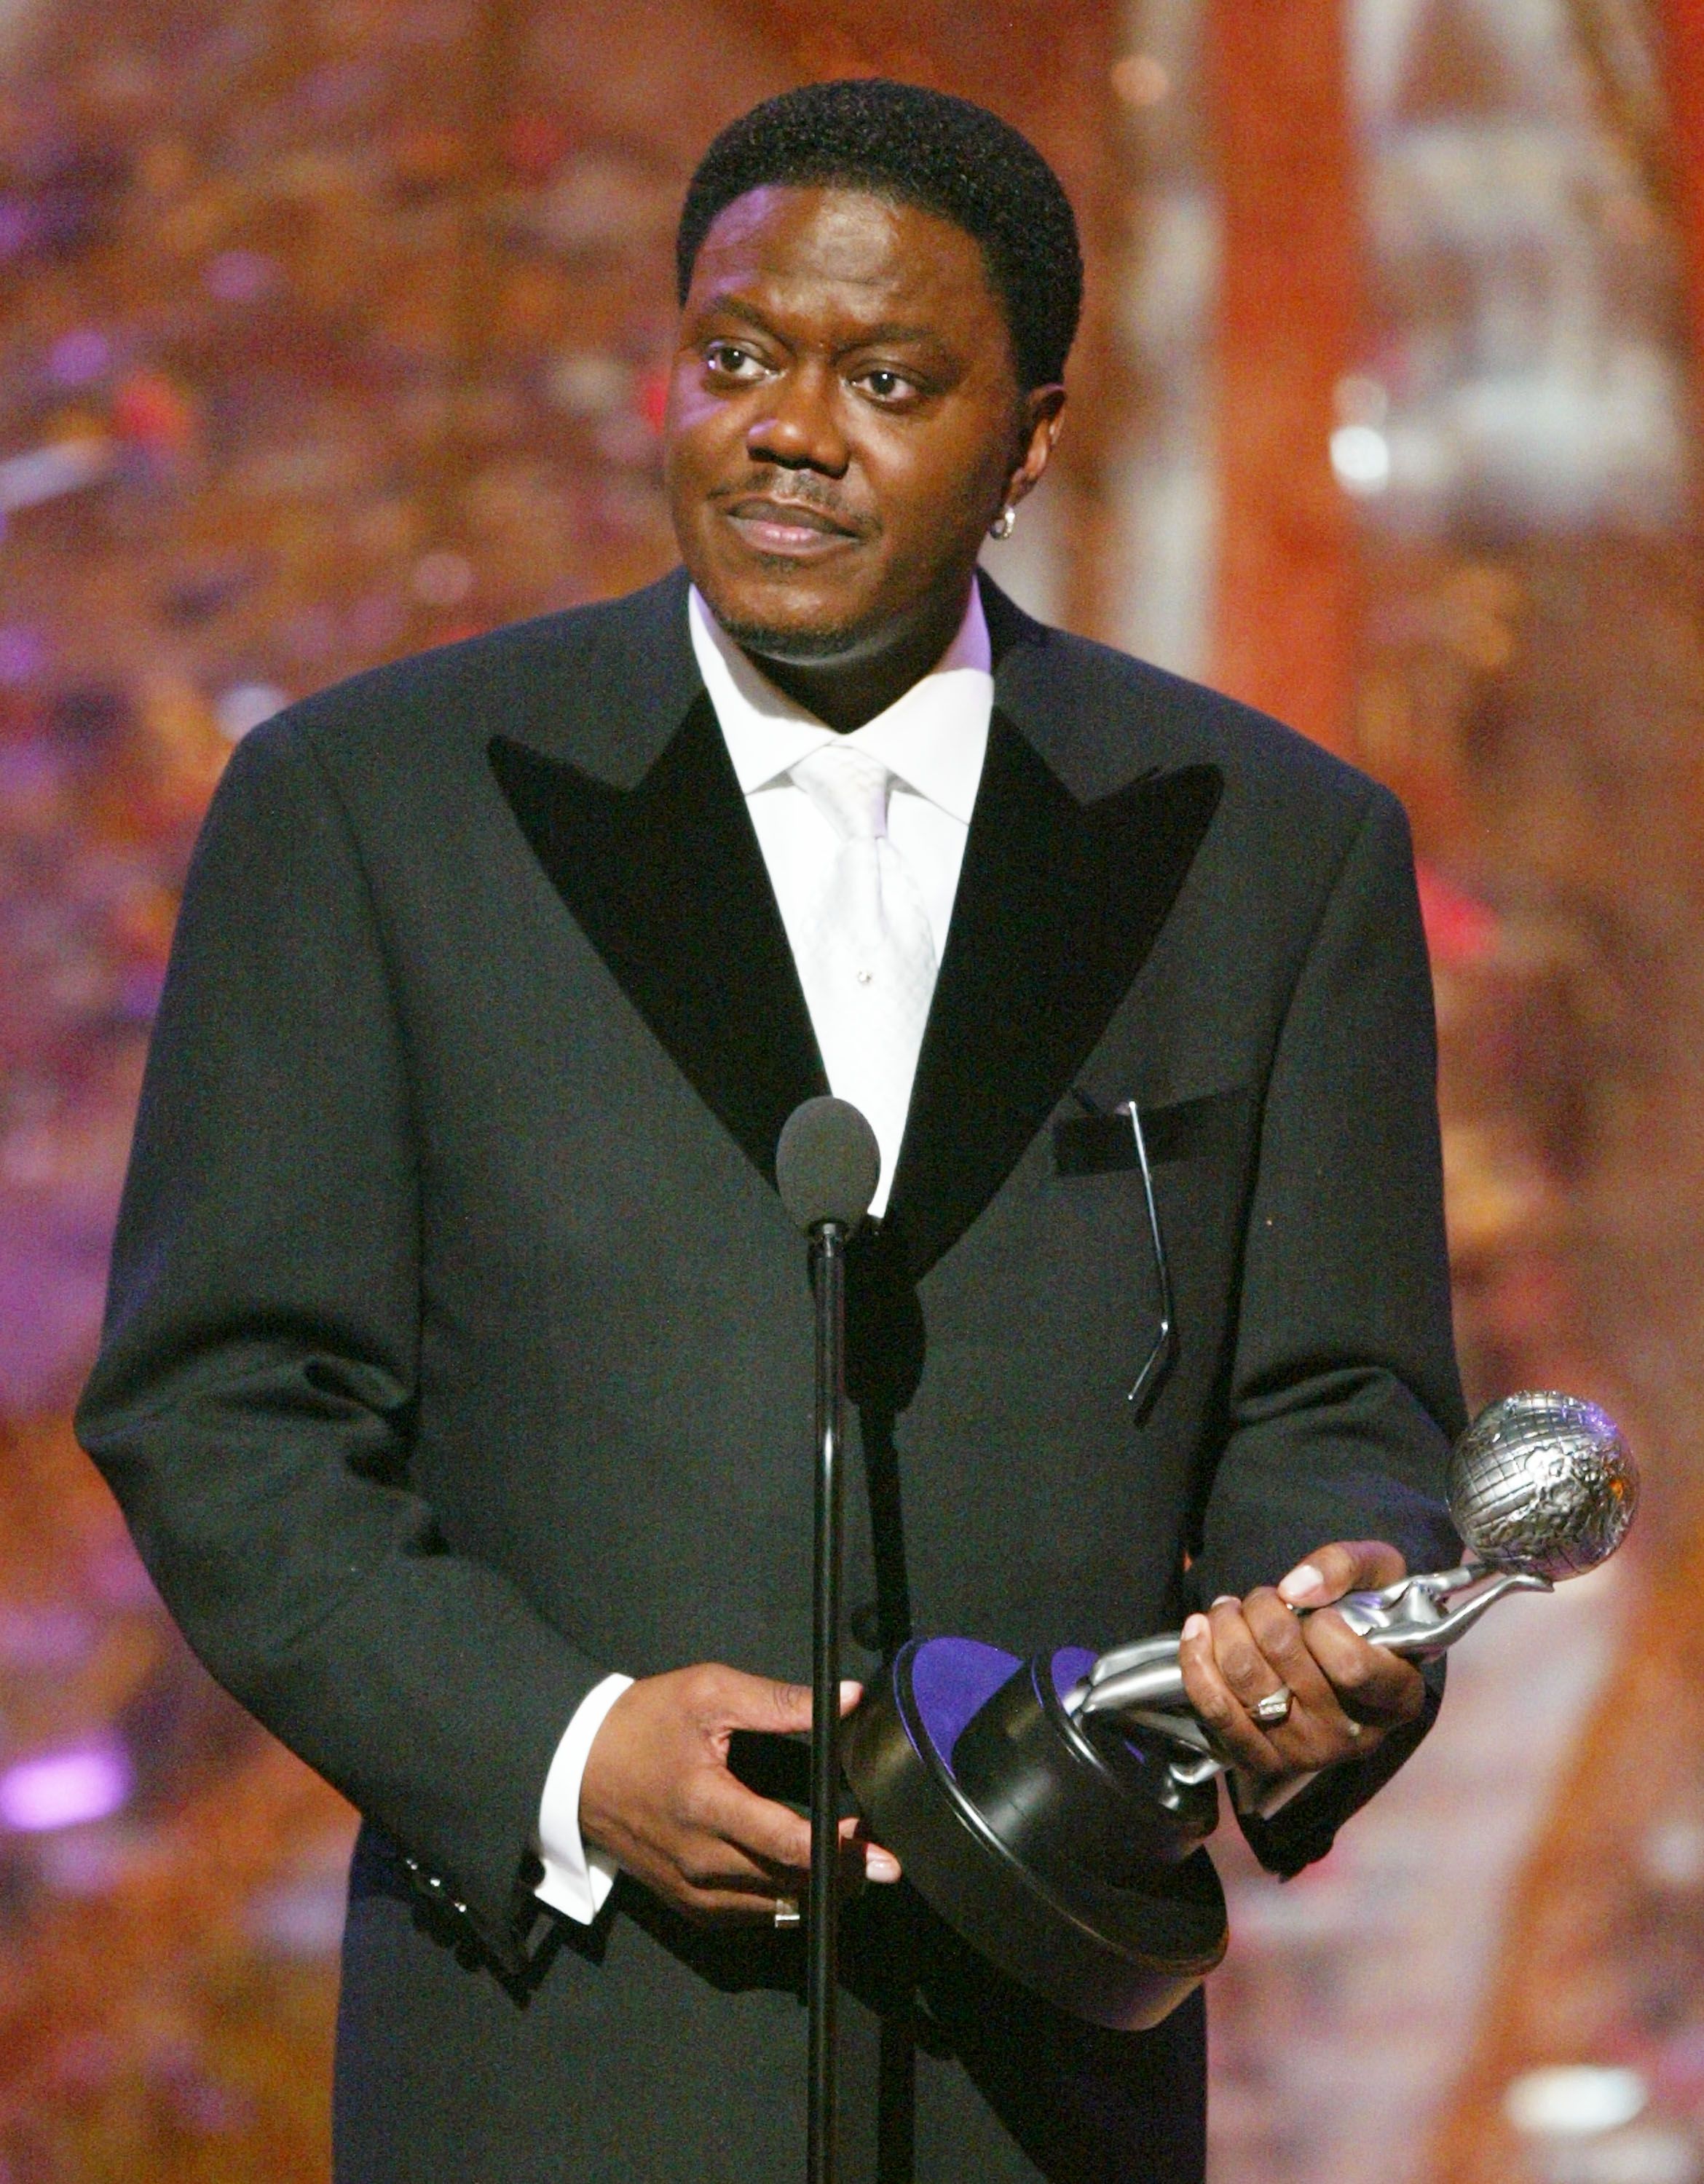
top-left (702, 296), bottom-right (782, 336)
top-left (698, 297), bottom-right (946, 352)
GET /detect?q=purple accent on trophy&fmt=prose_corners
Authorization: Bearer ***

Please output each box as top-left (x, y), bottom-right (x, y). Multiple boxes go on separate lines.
top-left (906, 1637), bottom-right (1022, 1777)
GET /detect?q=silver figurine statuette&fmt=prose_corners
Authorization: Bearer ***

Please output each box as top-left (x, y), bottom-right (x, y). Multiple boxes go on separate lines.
top-left (1070, 1391), bottom-right (1637, 1765)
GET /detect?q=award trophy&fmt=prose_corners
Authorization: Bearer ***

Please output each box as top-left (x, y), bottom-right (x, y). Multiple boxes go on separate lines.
top-left (843, 1390), bottom-right (1638, 2030)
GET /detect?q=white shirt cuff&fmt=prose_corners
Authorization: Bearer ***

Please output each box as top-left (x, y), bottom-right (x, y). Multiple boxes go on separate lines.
top-left (535, 1672), bottom-right (634, 1924)
top-left (1231, 1765), bottom-right (1321, 1821)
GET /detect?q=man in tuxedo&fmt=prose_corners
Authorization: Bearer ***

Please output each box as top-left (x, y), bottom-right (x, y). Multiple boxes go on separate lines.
top-left (78, 80), bottom-right (1464, 2184)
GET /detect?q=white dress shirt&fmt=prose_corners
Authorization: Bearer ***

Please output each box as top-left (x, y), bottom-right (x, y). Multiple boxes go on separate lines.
top-left (533, 582), bottom-right (995, 1923)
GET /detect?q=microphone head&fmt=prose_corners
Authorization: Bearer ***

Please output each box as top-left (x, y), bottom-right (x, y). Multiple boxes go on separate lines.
top-left (776, 1097), bottom-right (881, 1233)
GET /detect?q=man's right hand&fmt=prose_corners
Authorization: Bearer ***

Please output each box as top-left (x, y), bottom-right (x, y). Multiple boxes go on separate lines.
top-left (578, 1663), bottom-right (902, 1924)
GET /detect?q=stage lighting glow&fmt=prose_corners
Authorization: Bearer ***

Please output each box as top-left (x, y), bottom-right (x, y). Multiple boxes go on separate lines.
top-left (216, 683), bottom-right (288, 741)
top-left (0, 435), bottom-right (111, 514)
top-left (1333, 372), bottom-right (1389, 428)
top-left (0, 1741), bottom-right (132, 1832)
top-left (1330, 422), bottom-right (1392, 495)
top-left (1504, 2064), bottom-right (1648, 2139)
top-left (1644, 1817), bottom-right (1704, 1889)
top-left (1111, 55), bottom-right (1169, 109)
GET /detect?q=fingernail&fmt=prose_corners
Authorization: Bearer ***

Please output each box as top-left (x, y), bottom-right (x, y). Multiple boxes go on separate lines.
top-left (839, 1679), bottom-right (864, 1708)
top-left (1209, 1594), bottom-right (1238, 1609)
top-left (865, 1850), bottom-right (901, 1883)
top-left (1279, 1562), bottom-right (1325, 1605)
top-left (1181, 1613), bottom-right (1209, 1642)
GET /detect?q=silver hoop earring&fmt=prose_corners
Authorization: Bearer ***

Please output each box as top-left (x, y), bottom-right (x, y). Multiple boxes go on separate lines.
top-left (988, 505), bottom-right (1017, 540)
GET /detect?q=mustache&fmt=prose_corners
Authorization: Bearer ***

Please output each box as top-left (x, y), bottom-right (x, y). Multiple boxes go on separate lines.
top-left (717, 472), bottom-right (870, 532)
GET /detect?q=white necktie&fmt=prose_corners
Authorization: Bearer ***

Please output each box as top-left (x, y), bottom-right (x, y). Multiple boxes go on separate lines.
top-left (789, 742), bottom-right (939, 1206)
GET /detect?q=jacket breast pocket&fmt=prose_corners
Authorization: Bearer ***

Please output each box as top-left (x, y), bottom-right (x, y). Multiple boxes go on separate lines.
top-left (1051, 1086), bottom-right (1252, 1417)
top-left (1053, 1085), bottom-right (1252, 1177)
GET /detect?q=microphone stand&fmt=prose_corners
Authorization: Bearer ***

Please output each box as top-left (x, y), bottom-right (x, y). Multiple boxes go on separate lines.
top-left (775, 1093), bottom-right (878, 2184)
top-left (807, 1214), bottom-right (848, 2184)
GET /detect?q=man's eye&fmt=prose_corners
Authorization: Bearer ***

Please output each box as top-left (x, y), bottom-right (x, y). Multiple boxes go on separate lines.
top-left (856, 368), bottom-right (915, 403)
top-left (706, 344), bottom-right (765, 379)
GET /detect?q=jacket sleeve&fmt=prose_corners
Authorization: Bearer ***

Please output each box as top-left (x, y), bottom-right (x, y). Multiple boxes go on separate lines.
top-left (1188, 784), bottom-right (1467, 1876)
top-left (75, 716), bottom-right (604, 1972)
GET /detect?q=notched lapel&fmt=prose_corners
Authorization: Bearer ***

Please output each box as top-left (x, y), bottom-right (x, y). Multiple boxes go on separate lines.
top-left (489, 698), bottom-right (828, 1186)
top-left (889, 713), bottom-right (1221, 1278)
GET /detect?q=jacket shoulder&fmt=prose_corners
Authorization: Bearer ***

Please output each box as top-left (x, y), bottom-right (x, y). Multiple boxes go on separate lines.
top-left (990, 587), bottom-right (1394, 836)
top-left (271, 570), bottom-right (692, 770)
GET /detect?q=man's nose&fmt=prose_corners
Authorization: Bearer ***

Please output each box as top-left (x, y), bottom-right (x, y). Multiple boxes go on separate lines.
top-left (746, 362), bottom-right (849, 475)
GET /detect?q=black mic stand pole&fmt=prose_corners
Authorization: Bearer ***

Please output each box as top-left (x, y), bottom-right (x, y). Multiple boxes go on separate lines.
top-left (807, 1211), bottom-right (847, 2184)
top-left (775, 1095), bottom-right (880, 2184)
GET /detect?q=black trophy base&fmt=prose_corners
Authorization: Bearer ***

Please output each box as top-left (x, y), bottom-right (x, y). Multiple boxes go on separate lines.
top-left (843, 1637), bottom-right (1227, 2033)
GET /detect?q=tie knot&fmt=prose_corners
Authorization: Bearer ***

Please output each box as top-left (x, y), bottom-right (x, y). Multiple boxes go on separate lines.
top-left (790, 741), bottom-right (893, 843)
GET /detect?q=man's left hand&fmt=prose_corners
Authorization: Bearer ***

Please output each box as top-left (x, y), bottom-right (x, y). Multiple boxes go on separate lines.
top-left (1177, 1540), bottom-right (1427, 1793)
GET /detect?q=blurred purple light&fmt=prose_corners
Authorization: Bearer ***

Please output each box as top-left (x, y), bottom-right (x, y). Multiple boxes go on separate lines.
top-left (0, 1604), bottom-right (95, 1671)
top-left (119, 962), bottom-right (167, 1022)
top-left (0, 1741), bottom-right (132, 1831)
top-left (0, 624), bottom-right (47, 684)
top-left (48, 327), bottom-right (111, 385)
top-left (204, 249), bottom-right (274, 304)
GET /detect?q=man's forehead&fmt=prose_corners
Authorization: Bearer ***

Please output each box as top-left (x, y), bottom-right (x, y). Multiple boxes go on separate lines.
top-left (689, 183), bottom-right (990, 306)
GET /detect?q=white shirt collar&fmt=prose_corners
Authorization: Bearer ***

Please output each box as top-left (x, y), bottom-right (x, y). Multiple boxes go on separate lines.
top-left (687, 581), bottom-right (992, 825)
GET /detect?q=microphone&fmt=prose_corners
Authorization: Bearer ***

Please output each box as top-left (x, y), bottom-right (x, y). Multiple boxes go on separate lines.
top-left (776, 1095), bottom-right (880, 1234)
top-left (776, 1096), bottom-right (877, 2184)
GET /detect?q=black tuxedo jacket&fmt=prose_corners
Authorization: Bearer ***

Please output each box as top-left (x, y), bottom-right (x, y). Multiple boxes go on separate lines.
top-left (77, 569), bottom-right (1464, 2183)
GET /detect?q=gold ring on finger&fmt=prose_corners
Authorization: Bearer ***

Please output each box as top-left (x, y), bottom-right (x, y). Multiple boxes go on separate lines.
top-left (773, 1894), bottom-right (801, 1928)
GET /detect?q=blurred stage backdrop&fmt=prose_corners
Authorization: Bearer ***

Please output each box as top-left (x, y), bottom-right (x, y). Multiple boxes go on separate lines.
top-left (1, 0), bottom-right (1703, 2177)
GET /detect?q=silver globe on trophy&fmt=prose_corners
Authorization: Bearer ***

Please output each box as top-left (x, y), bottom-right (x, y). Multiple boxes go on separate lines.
top-left (843, 1390), bottom-right (1639, 2031)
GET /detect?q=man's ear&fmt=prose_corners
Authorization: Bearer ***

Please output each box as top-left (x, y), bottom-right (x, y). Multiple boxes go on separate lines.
top-left (1008, 383), bottom-right (1066, 507)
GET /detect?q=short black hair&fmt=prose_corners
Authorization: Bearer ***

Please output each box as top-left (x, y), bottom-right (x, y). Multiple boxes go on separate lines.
top-left (677, 80), bottom-right (1083, 392)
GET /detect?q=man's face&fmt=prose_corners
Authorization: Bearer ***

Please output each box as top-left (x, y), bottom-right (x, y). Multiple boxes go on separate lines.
top-left (665, 184), bottom-right (1044, 664)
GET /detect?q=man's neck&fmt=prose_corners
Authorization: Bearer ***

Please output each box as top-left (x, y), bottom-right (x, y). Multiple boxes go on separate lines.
top-left (734, 581), bottom-right (977, 733)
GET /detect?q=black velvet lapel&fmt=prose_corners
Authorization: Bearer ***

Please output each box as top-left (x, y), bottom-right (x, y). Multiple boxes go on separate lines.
top-left (486, 567), bottom-right (1220, 1262)
top-left (488, 698), bottom-right (828, 1186)
top-left (887, 713), bottom-right (1221, 1279)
